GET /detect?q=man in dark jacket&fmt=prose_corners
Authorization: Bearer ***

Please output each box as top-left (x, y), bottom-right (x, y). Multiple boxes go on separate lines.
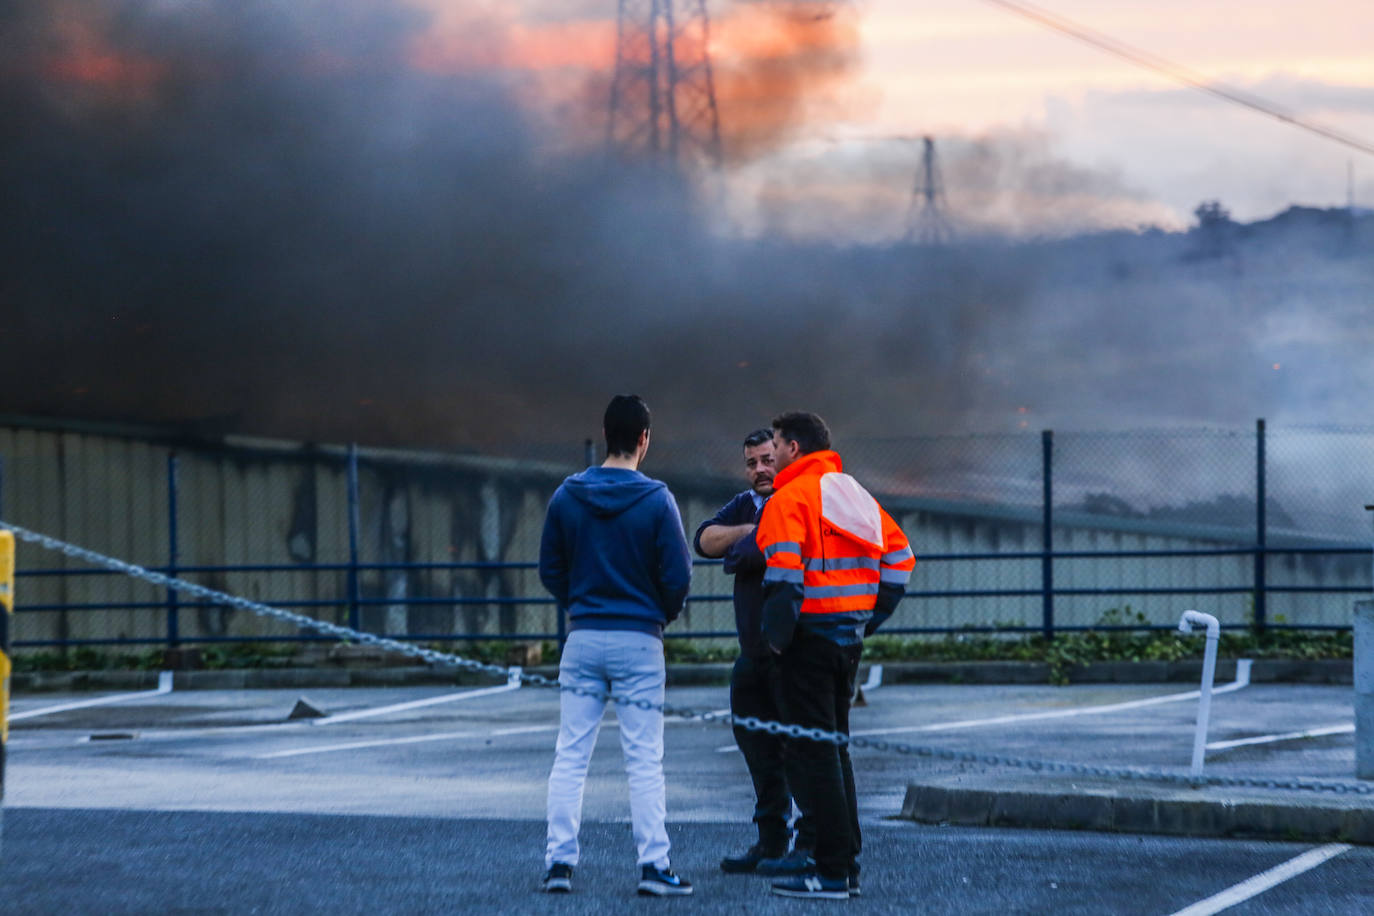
top-left (696, 428), bottom-right (814, 875)
top-left (539, 395), bottom-right (694, 897)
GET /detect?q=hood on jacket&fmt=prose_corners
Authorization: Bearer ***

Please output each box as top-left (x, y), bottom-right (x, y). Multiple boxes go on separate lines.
top-left (561, 467), bottom-right (666, 517)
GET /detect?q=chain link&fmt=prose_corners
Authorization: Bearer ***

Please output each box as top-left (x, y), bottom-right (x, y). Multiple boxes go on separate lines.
top-left (4, 520), bottom-right (1369, 796)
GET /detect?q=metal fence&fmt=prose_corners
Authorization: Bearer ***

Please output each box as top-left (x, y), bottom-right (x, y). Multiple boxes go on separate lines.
top-left (1, 418), bottom-right (1371, 653)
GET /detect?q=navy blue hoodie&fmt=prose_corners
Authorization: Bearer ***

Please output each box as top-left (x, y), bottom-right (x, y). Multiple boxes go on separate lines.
top-left (539, 466), bottom-right (692, 639)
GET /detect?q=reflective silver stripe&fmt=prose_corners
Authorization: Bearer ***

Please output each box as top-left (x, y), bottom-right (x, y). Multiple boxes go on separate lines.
top-left (881, 546), bottom-right (914, 565)
top-left (763, 540), bottom-right (801, 559)
top-left (764, 567), bottom-right (805, 584)
top-left (804, 583), bottom-right (879, 600)
top-left (880, 568), bottom-right (912, 586)
top-left (802, 557), bottom-right (880, 572)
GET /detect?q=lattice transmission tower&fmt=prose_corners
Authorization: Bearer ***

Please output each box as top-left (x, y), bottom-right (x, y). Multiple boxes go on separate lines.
top-left (606, 0), bottom-right (723, 167)
top-left (905, 136), bottom-right (954, 244)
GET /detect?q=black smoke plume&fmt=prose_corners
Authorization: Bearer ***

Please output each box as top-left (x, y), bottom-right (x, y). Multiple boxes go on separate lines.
top-left (1, 1), bottom-right (1370, 457)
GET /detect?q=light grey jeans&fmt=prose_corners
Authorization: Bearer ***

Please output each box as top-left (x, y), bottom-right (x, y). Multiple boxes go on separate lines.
top-left (545, 627), bottom-right (670, 869)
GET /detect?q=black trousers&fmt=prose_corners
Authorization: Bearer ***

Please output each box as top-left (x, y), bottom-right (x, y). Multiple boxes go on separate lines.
top-left (777, 629), bottom-right (861, 880)
top-left (730, 653), bottom-right (813, 853)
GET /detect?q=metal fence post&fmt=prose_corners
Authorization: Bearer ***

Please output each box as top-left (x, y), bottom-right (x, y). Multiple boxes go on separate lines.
top-left (166, 453), bottom-right (180, 648)
top-left (1042, 429), bottom-right (1054, 640)
top-left (0, 530), bottom-right (11, 851)
top-left (1254, 418), bottom-right (1267, 635)
top-left (1357, 599), bottom-right (1374, 779)
top-left (347, 443), bottom-right (362, 632)
top-left (1, 529), bottom-right (14, 851)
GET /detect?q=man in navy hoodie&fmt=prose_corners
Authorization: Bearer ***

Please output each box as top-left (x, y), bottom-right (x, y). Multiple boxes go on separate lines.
top-left (539, 394), bottom-right (694, 897)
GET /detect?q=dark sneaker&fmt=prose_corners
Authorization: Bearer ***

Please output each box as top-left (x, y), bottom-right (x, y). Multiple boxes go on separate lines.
top-left (755, 849), bottom-right (815, 877)
top-left (721, 844), bottom-right (785, 874)
top-left (541, 863), bottom-right (573, 893)
top-left (771, 871), bottom-right (850, 900)
top-left (848, 865), bottom-right (861, 897)
top-left (637, 864), bottom-right (694, 896)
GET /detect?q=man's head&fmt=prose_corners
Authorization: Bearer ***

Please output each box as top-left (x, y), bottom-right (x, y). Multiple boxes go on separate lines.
top-left (742, 427), bottom-right (776, 497)
top-left (770, 411), bottom-right (831, 473)
top-left (604, 394), bottom-right (651, 462)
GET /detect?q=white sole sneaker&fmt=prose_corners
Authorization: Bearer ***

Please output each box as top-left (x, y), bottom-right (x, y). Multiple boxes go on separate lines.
top-left (637, 880), bottom-right (694, 896)
top-left (771, 886), bottom-right (849, 900)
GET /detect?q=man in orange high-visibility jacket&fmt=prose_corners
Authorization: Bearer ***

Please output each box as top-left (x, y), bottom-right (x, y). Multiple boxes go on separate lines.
top-left (755, 411), bottom-right (914, 900)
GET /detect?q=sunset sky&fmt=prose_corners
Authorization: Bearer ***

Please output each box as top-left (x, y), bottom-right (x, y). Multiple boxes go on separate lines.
top-left (409, 0), bottom-right (1374, 238)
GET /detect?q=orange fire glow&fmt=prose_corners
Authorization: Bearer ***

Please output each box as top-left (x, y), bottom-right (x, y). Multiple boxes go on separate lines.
top-left (410, 19), bottom-right (616, 74)
top-left (42, 52), bottom-right (167, 88)
top-left (25, 1), bottom-right (860, 163)
top-left (408, 1), bottom-right (861, 161)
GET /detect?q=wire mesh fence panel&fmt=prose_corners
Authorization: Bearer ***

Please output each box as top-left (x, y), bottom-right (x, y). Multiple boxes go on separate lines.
top-left (1051, 429), bottom-right (1258, 629)
top-left (851, 434), bottom-right (1044, 632)
top-left (4, 420), bottom-right (1372, 651)
top-left (349, 446), bottom-right (577, 644)
top-left (1264, 425), bottom-right (1374, 627)
top-left (171, 447), bottom-right (326, 645)
top-left (652, 435), bottom-right (758, 644)
top-left (0, 427), bottom-right (169, 647)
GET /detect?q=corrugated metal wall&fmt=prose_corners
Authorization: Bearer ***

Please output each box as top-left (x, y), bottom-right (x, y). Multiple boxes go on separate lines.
top-left (0, 419), bottom-right (1365, 648)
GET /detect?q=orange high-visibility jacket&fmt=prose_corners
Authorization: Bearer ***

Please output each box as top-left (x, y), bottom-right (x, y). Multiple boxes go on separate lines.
top-left (755, 450), bottom-right (915, 648)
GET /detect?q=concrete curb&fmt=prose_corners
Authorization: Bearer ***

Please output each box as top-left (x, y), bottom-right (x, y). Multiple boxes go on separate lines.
top-left (898, 774), bottom-right (1374, 845)
top-left (10, 658), bottom-right (1353, 693)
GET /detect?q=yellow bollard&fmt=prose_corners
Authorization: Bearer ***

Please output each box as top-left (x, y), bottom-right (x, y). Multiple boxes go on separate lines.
top-left (1, 530), bottom-right (12, 847)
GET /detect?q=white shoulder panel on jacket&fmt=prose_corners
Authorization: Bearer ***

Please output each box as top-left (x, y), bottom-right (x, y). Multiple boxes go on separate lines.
top-left (819, 473), bottom-right (883, 549)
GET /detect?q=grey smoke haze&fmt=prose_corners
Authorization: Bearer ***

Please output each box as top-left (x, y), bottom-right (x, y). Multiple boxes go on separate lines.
top-left (2, 0), bottom-right (1371, 455)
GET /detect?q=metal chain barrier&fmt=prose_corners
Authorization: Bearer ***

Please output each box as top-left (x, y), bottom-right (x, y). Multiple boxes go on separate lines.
top-left (4, 520), bottom-right (1370, 796)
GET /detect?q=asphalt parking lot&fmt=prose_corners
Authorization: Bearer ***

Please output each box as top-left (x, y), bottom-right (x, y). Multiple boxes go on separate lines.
top-left (4, 676), bottom-right (1371, 914)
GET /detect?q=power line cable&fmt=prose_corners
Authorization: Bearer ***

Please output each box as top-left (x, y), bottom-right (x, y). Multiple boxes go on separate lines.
top-left (976, 0), bottom-right (1374, 158)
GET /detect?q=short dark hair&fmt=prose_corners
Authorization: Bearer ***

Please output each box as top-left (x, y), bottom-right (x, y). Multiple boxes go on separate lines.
top-left (772, 411), bottom-right (830, 455)
top-left (742, 427), bottom-right (773, 449)
top-left (604, 394), bottom-right (651, 457)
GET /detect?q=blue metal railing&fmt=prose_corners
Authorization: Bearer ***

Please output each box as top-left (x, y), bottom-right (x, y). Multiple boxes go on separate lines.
top-left (10, 543), bottom-right (1372, 649)
top-left (7, 419), bottom-right (1373, 651)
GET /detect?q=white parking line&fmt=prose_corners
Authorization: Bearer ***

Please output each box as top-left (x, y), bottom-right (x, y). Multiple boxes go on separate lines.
top-left (311, 669), bottom-right (522, 726)
top-left (256, 723), bottom-right (556, 759)
top-left (850, 659), bottom-right (1252, 739)
top-left (1206, 723), bottom-right (1353, 751)
top-left (1165, 843), bottom-right (1352, 916)
top-left (714, 660), bottom-right (1253, 752)
top-left (10, 671), bottom-right (174, 721)
top-left (260, 710), bottom-right (693, 760)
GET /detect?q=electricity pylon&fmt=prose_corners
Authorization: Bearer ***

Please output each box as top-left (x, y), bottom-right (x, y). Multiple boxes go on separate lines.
top-left (606, 0), bottom-right (723, 168)
top-left (905, 136), bottom-right (954, 244)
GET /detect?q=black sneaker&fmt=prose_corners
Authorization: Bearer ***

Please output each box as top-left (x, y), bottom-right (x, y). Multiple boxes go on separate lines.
top-left (721, 844), bottom-right (785, 874)
top-left (848, 865), bottom-right (861, 897)
top-left (755, 849), bottom-right (814, 877)
top-left (637, 864), bottom-right (693, 896)
top-left (541, 863), bottom-right (573, 893)
top-left (771, 871), bottom-right (850, 900)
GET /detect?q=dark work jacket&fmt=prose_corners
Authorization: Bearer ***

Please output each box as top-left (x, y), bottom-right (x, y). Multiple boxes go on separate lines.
top-left (540, 467), bottom-right (692, 639)
top-left (694, 490), bottom-right (768, 657)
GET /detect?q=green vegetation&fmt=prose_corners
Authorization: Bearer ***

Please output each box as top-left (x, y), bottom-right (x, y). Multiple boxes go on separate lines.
top-left (12, 609), bottom-right (1353, 686)
top-left (15, 642), bottom-right (299, 673)
top-left (862, 607), bottom-right (1352, 685)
